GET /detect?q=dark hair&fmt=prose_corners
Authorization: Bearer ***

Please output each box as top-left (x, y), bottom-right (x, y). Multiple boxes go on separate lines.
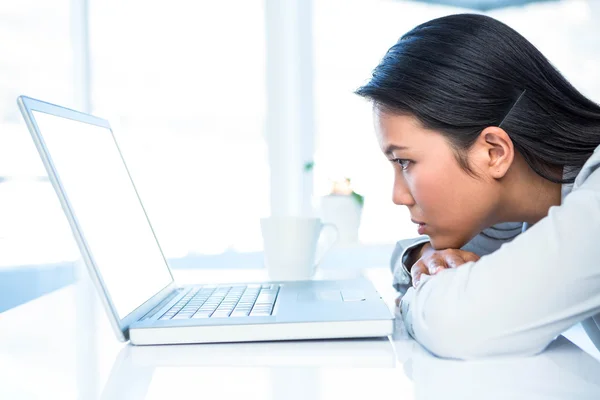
top-left (356, 13), bottom-right (600, 184)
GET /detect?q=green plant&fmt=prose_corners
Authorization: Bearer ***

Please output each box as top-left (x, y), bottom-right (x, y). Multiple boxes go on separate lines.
top-left (303, 161), bottom-right (315, 172)
top-left (350, 189), bottom-right (365, 207)
top-left (303, 161), bottom-right (364, 207)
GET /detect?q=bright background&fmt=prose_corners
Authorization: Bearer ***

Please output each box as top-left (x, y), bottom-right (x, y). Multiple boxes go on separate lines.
top-left (1, 0), bottom-right (600, 310)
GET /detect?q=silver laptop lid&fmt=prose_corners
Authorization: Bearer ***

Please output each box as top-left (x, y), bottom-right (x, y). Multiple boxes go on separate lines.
top-left (17, 96), bottom-right (175, 341)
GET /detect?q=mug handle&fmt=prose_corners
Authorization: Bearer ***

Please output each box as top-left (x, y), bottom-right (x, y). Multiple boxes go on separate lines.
top-left (314, 223), bottom-right (340, 267)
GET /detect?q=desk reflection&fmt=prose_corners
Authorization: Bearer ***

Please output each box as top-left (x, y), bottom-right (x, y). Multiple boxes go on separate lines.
top-left (391, 316), bottom-right (600, 400)
top-left (100, 338), bottom-right (398, 400)
top-left (99, 319), bottom-right (600, 400)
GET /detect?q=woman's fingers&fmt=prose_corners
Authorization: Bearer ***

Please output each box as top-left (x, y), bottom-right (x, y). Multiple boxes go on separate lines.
top-left (412, 257), bottom-right (447, 288)
top-left (411, 249), bottom-right (480, 288)
top-left (462, 252), bottom-right (481, 263)
top-left (411, 261), bottom-right (429, 287)
top-left (426, 257), bottom-right (448, 275)
top-left (445, 253), bottom-right (467, 269)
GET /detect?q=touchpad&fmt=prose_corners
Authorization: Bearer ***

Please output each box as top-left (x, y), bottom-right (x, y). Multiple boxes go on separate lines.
top-left (297, 289), bottom-right (366, 302)
top-left (341, 289), bottom-right (366, 302)
top-left (297, 290), bottom-right (342, 302)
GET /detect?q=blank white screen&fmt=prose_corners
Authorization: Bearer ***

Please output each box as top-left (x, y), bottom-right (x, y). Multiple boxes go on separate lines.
top-left (32, 111), bottom-right (173, 319)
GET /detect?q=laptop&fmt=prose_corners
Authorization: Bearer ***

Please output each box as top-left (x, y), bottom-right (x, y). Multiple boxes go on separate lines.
top-left (17, 96), bottom-right (394, 345)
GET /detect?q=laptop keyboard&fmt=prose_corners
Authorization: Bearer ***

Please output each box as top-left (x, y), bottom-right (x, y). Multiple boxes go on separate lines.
top-left (158, 284), bottom-right (280, 320)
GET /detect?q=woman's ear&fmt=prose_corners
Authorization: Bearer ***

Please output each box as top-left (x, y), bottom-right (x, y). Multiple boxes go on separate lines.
top-left (476, 126), bottom-right (515, 179)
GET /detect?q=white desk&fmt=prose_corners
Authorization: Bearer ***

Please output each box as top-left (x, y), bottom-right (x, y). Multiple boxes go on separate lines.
top-left (1, 267), bottom-right (600, 399)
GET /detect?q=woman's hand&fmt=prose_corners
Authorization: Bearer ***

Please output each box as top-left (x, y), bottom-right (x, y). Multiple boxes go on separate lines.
top-left (411, 244), bottom-right (480, 287)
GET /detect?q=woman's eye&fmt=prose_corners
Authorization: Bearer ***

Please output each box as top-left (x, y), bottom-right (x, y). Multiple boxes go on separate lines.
top-left (392, 158), bottom-right (411, 170)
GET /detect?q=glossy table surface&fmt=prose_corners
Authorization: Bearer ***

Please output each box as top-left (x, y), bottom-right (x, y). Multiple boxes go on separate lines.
top-left (2, 266), bottom-right (600, 399)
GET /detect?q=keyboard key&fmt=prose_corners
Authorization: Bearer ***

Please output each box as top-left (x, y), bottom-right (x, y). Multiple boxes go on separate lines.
top-left (257, 297), bottom-right (275, 304)
top-left (252, 308), bottom-right (272, 314)
top-left (192, 311), bottom-right (212, 318)
top-left (172, 314), bottom-right (192, 319)
top-left (249, 311), bottom-right (271, 316)
top-left (253, 303), bottom-right (273, 309)
top-left (212, 312), bottom-right (232, 318)
top-left (230, 311), bottom-right (250, 317)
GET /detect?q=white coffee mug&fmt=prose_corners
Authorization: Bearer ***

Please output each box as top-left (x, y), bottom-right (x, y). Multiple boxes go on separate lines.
top-left (260, 216), bottom-right (339, 281)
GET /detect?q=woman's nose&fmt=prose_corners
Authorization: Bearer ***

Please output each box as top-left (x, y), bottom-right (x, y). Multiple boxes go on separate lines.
top-left (392, 177), bottom-right (415, 206)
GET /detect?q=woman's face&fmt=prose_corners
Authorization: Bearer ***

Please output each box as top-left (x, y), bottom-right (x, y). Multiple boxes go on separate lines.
top-left (374, 110), bottom-right (500, 249)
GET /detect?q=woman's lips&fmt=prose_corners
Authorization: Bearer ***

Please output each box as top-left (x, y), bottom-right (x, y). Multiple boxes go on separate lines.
top-left (411, 219), bottom-right (427, 235)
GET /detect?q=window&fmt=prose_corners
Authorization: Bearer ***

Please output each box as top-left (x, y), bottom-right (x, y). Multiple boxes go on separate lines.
top-left (89, 0), bottom-right (269, 257)
top-left (0, 0), bottom-right (77, 310)
top-left (491, 0), bottom-right (600, 103)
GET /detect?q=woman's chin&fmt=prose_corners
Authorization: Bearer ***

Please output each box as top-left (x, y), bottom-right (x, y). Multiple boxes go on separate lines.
top-left (429, 234), bottom-right (469, 250)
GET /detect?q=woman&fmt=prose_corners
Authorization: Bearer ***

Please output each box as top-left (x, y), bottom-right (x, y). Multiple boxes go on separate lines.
top-left (356, 13), bottom-right (600, 359)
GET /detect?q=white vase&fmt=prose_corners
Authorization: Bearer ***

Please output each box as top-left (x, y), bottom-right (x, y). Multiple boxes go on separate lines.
top-left (317, 194), bottom-right (363, 246)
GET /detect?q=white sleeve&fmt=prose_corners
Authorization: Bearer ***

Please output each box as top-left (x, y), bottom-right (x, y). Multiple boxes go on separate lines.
top-left (400, 168), bottom-right (600, 359)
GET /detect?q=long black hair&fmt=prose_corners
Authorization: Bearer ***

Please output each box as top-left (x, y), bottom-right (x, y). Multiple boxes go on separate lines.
top-left (356, 13), bottom-right (600, 184)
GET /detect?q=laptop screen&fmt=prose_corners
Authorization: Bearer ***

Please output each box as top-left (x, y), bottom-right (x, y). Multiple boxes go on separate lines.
top-left (32, 110), bottom-right (173, 319)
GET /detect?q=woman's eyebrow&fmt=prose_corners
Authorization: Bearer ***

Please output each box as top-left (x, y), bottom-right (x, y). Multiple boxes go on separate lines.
top-left (384, 144), bottom-right (408, 156)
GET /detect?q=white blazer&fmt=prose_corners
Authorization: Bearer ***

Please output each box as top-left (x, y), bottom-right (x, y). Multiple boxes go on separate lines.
top-left (393, 145), bottom-right (600, 359)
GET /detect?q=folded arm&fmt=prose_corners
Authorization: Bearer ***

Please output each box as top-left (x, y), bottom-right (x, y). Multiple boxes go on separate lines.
top-left (390, 222), bottom-right (523, 294)
top-left (399, 170), bottom-right (600, 359)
